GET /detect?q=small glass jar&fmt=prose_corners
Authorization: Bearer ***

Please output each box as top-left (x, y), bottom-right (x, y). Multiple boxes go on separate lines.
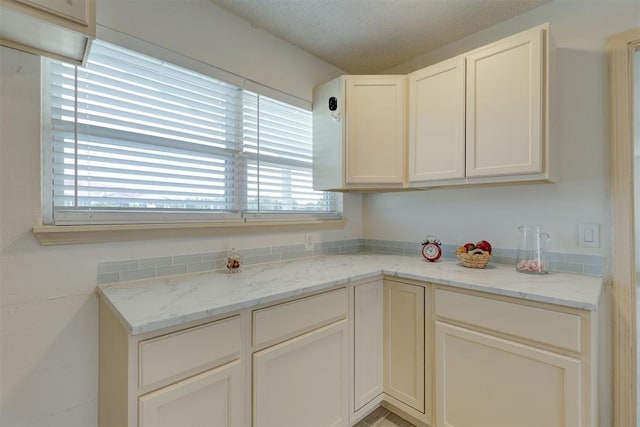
top-left (516, 225), bottom-right (550, 274)
top-left (226, 248), bottom-right (242, 273)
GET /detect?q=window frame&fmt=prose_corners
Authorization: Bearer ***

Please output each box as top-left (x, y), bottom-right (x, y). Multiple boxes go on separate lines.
top-left (34, 32), bottom-right (344, 244)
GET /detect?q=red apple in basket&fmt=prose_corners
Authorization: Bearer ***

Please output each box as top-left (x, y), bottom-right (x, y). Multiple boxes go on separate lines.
top-left (475, 240), bottom-right (492, 253)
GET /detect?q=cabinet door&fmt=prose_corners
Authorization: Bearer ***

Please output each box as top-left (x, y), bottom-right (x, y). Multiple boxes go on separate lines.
top-left (383, 281), bottom-right (425, 413)
top-left (0, 0), bottom-right (94, 64)
top-left (139, 360), bottom-right (244, 427)
top-left (466, 27), bottom-right (544, 177)
top-left (353, 280), bottom-right (384, 412)
top-left (15, 0), bottom-right (90, 25)
top-left (408, 56), bottom-right (465, 183)
top-left (435, 322), bottom-right (581, 427)
top-left (344, 76), bottom-right (406, 184)
top-left (253, 320), bottom-right (349, 427)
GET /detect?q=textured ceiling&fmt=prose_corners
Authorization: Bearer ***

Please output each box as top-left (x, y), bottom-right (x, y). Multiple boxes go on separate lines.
top-left (212, 0), bottom-right (551, 74)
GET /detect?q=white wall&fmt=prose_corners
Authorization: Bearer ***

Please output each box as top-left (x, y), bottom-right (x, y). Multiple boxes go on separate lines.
top-left (0, 1), bottom-right (359, 425)
top-left (97, 0), bottom-right (345, 102)
top-left (365, 1), bottom-right (640, 257)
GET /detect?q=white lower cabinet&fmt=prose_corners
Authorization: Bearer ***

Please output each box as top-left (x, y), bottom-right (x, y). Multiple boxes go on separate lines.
top-left (383, 279), bottom-right (431, 425)
top-left (353, 280), bottom-right (384, 418)
top-left (100, 277), bottom-right (597, 427)
top-left (98, 304), bottom-right (247, 427)
top-left (435, 322), bottom-right (581, 427)
top-left (434, 288), bottom-right (595, 427)
top-left (139, 360), bottom-right (243, 427)
top-left (253, 320), bottom-right (349, 427)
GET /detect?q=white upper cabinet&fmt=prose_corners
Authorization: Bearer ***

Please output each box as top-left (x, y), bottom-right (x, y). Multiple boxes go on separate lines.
top-left (407, 24), bottom-right (553, 186)
top-left (313, 24), bottom-right (554, 191)
top-left (17, 0), bottom-right (90, 25)
top-left (313, 75), bottom-right (406, 191)
top-left (466, 25), bottom-right (547, 178)
top-left (345, 76), bottom-right (406, 185)
top-left (0, 0), bottom-right (95, 64)
top-left (408, 56), bottom-right (466, 184)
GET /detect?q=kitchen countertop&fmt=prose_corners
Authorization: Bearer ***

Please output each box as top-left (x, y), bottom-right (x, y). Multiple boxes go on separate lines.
top-left (97, 253), bottom-right (603, 336)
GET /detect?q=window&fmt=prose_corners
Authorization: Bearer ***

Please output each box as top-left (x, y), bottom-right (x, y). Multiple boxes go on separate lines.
top-left (42, 40), bottom-right (339, 225)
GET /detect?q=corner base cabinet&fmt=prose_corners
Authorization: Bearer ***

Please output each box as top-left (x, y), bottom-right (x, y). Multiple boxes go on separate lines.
top-left (383, 279), bottom-right (430, 424)
top-left (352, 280), bottom-right (384, 419)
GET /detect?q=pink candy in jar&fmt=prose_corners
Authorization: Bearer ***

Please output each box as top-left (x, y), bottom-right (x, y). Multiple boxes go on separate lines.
top-left (516, 225), bottom-right (550, 274)
top-left (516, 259), bottom-right (547, 274)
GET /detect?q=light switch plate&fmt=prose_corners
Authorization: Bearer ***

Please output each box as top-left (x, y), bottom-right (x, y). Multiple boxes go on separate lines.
top-left (578, 223), bottom-right (600, 248)
top-left (305, 233), bottom-right (314, 250)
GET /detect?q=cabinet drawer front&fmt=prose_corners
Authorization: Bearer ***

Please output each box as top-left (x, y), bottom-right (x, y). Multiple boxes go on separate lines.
top-left (139, 316), bottom-right (241, 391)
top-left (435, 289), bottom-right (581, 352)
top-left (253, 288), bottom-right (348, 347)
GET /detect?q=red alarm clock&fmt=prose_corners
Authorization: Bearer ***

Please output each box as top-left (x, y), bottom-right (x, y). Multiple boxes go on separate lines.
top-left (421, 235), bottom-right (442, 262)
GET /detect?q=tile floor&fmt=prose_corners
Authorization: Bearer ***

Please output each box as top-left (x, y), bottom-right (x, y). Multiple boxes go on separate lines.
top-left (354, 407), bottom-right (416, 427)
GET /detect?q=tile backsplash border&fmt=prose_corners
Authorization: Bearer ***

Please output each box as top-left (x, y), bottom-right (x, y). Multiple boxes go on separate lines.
top-left (97, 238), bottom-right (604, 284)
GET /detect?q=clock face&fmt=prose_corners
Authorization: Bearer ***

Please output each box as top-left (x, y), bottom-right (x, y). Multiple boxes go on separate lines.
top-left (422, 243), bottom-right (442, 262)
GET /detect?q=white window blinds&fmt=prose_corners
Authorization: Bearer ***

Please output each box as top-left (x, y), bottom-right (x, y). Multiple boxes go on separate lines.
top-left (243, 93), bottom-right (334, 213)
top-left (42, 40), bottom-right (338, 225)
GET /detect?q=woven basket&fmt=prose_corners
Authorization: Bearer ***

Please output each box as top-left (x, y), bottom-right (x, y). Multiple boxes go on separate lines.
top-left (456, 250), bottom-right (492, 269)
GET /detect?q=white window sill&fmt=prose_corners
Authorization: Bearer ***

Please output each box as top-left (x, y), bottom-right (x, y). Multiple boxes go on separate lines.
top-left (32, 219), bottom-right (347, 246)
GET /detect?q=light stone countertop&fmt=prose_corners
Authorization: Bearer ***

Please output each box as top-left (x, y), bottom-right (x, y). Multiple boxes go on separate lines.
top-left (97, 253), bottom-right (604, 336)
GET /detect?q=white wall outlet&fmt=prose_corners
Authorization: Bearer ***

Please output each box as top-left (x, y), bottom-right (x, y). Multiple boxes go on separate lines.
top-left (305, 234), bottom-right (314, 251)
top-left (578, 223), bottom-right (600, 248)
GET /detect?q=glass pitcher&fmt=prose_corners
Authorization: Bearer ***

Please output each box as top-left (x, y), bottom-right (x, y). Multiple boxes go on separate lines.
top-left (516, 225), bottom-right (550, 274)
